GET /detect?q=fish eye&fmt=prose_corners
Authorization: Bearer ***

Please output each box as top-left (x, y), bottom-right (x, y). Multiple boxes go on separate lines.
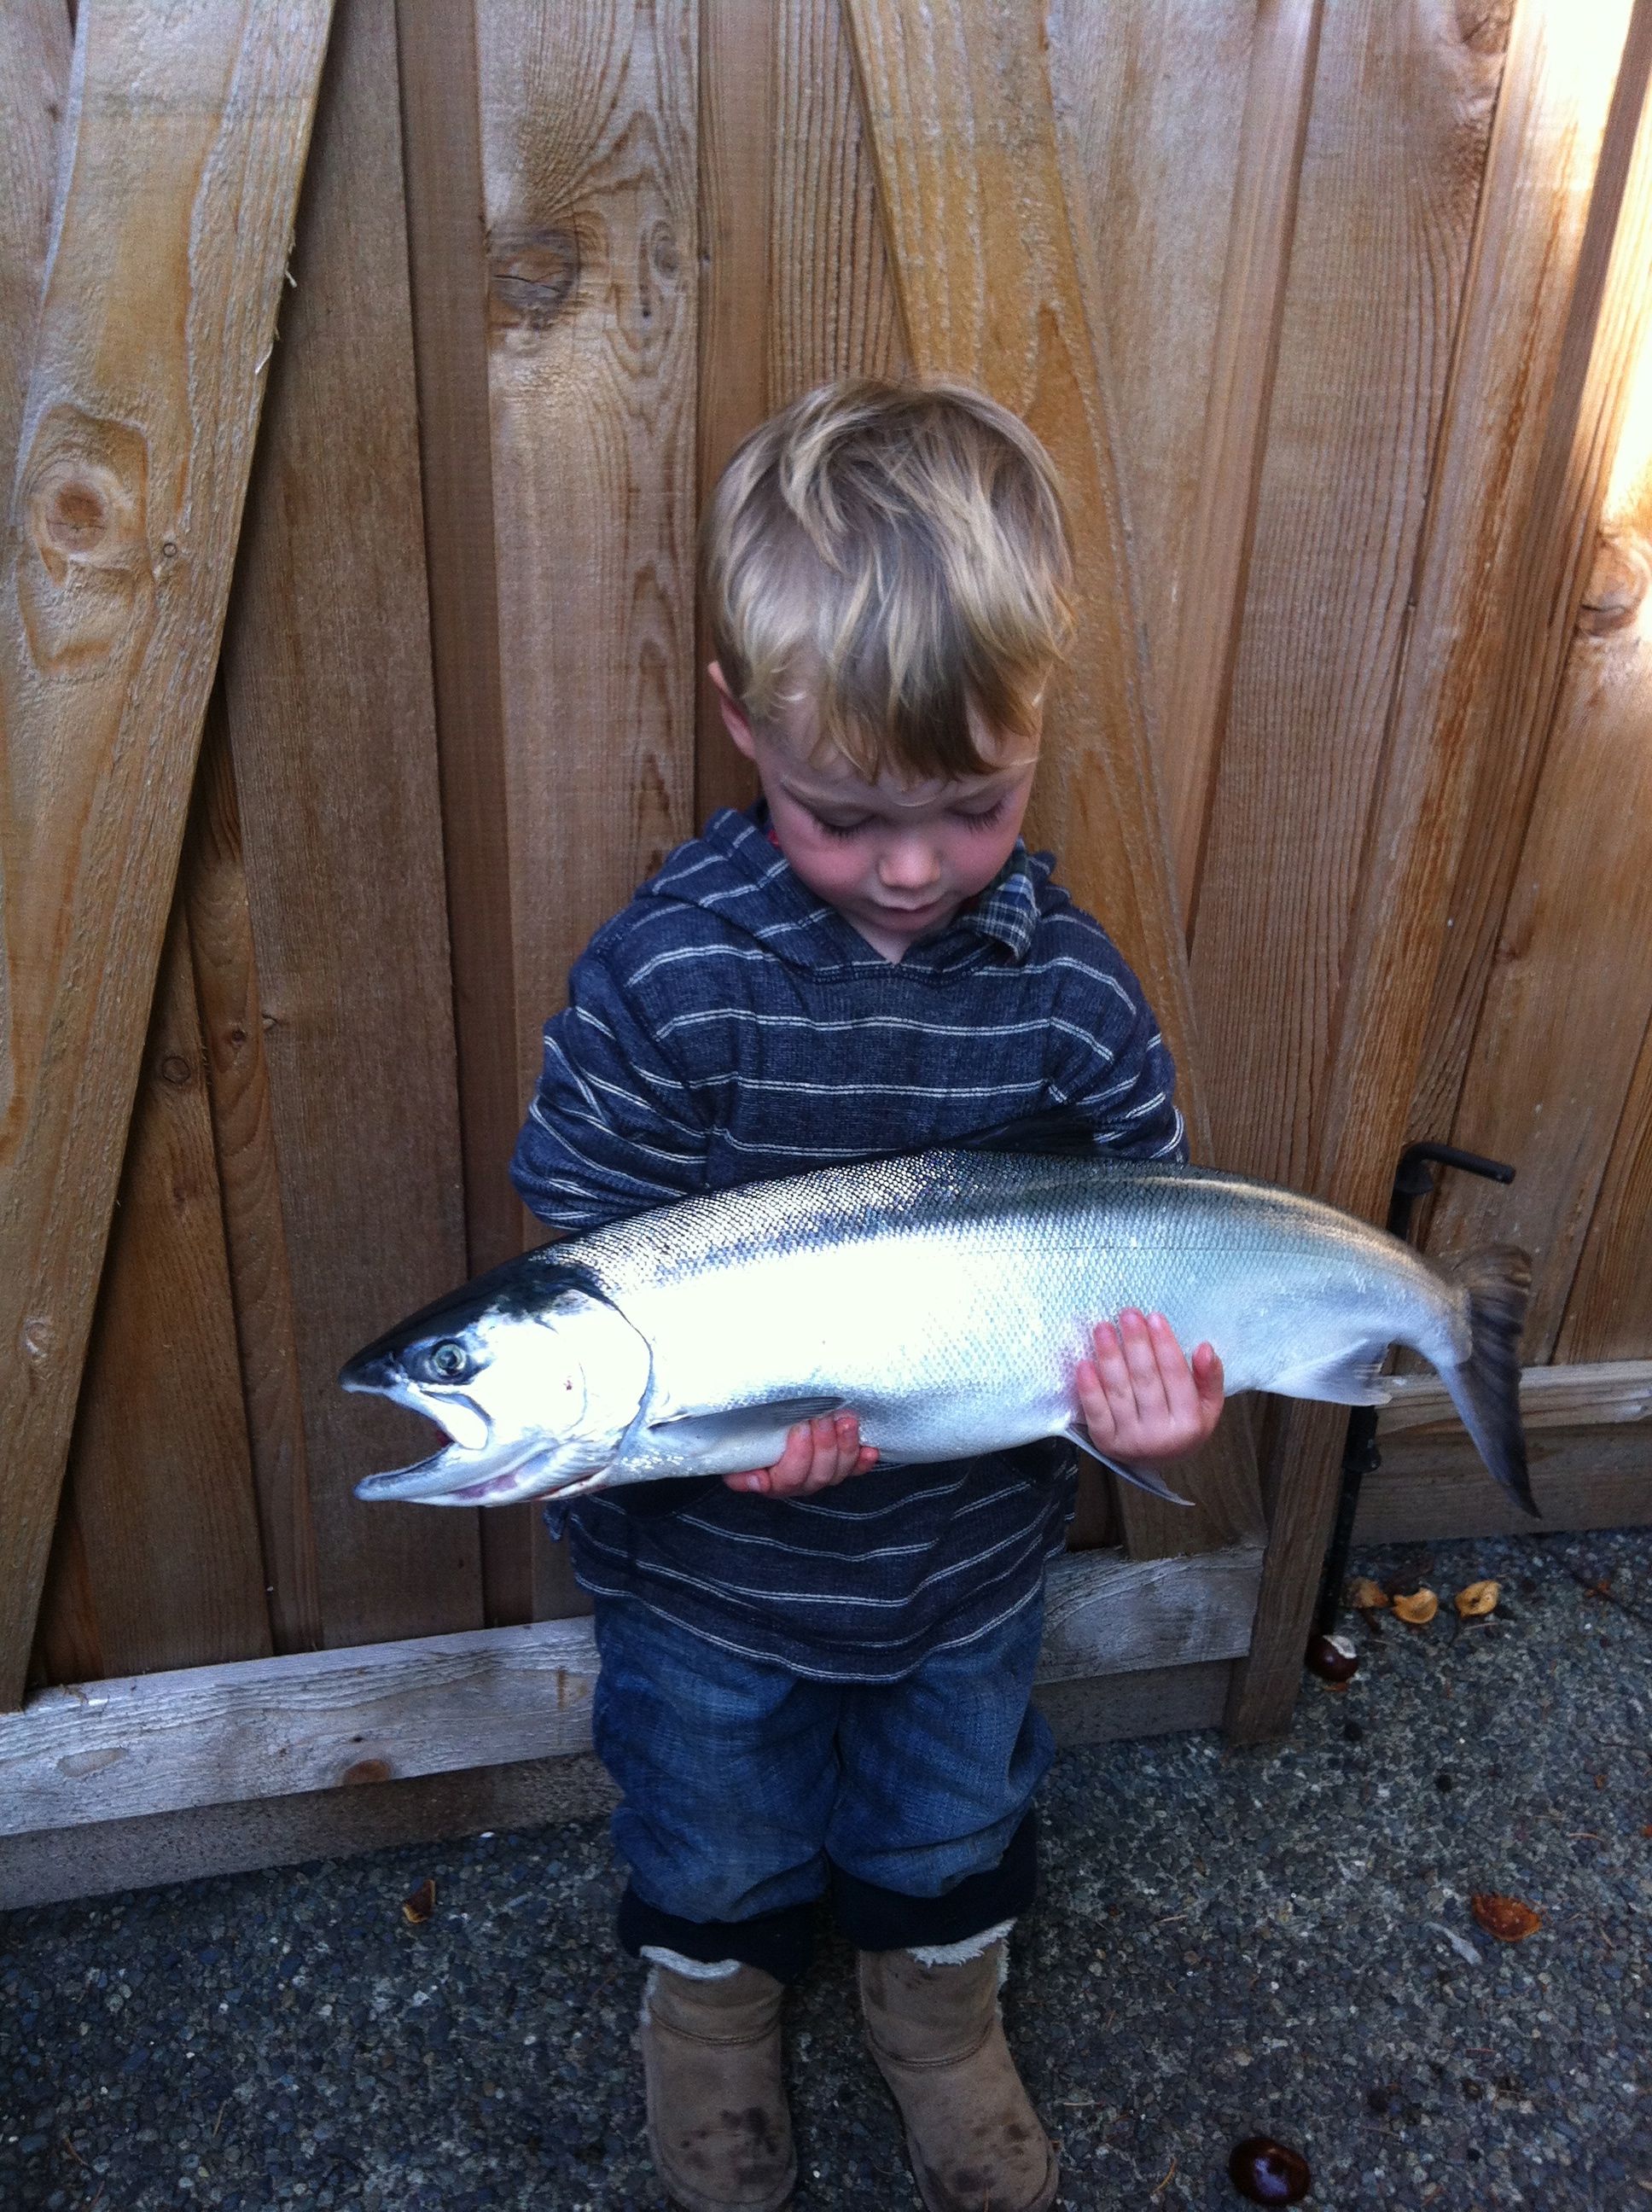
top-left (417, 1338), bottom-right (472, 1383)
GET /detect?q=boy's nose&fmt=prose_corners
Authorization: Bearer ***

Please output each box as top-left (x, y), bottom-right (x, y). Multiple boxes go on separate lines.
top-left (877, 837), bottom-right (943, 893)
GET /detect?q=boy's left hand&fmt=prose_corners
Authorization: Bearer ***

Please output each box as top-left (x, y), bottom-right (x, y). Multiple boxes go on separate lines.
top-left (1076, 1308), bottom-right (1224, 1464)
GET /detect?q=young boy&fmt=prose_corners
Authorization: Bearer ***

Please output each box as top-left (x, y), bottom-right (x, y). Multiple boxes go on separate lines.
top-left (511, 380), bottom-right (1224, 2212)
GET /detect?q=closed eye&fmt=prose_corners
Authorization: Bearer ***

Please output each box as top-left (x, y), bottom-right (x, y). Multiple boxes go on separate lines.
top-left (955, 797), bottom-right (1010, 830)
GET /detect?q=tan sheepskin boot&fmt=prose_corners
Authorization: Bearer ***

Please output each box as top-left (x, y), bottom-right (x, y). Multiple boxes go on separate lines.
top-left (639, 1958), bottom-right (796, 2212)
top-left (858, 1937), bottom-right (1057, 2212)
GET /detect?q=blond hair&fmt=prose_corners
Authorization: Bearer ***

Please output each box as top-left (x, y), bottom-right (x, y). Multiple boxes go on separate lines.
top-left (702, 379), bottom-right (1074, 781)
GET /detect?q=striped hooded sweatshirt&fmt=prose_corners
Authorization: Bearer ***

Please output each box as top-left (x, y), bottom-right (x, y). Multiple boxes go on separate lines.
top-left (509, 802), bottom-right (1186, 1683)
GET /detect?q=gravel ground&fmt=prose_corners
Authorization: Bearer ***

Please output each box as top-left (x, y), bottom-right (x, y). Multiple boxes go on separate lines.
top-left (3, 1525), bottom-right (1649, 2211)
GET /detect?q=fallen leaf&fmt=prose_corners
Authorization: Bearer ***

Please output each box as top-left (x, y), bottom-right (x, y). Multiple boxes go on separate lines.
top-left (1454, 1580), bottom-right (1499, 1619)
top-left (402, 1877), bottom-right (437, 1925)
top-left (1348, 1577), bottom-right (1390, 1611)
top-left (1392, 1588), bottom-right (1439, 1626)
top-left (1470, 1893), bottom-right (1541, 1942)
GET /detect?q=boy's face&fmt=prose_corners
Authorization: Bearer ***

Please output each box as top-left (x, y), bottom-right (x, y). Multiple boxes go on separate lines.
top-left (711, 663), bottom-right (1038, 963)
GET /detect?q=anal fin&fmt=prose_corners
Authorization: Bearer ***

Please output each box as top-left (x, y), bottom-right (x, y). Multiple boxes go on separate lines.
top-left (1266, 1347), bottom-right (1393, 1407)
top-left (1065, 1421), bottom-right (1194, 1507)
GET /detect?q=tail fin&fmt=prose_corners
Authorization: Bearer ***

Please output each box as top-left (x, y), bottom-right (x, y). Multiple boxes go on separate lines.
top-left (1439, 1245), bottom-right (1539, 1516)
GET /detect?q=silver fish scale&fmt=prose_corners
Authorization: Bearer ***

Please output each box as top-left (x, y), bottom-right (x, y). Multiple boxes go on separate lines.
top-left (565, 1150), bottom-right (1464, 1470)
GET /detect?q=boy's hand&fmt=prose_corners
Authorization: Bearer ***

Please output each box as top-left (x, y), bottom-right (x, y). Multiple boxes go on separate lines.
top-left (724, 1412), bottom-right (878, 1497)
top-left (1076, 1309), bottom-right (1224, 1464)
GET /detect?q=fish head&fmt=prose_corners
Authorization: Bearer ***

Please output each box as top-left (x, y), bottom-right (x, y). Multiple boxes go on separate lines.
top-left (341, 1264), bottom-right (651, 1506)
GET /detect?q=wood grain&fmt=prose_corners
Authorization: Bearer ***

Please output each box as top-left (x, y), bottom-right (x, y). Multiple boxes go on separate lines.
top-left (477, 0), bottom-right (699, 1088)
top-left (1228, 0), bottom-right (1641, 1742)
top-left (43, 900), bottom-right (270, 1680)
top-left (1034, 1660), bottom-right (1230, 1751)
top-left (0, 1543), bottom-right (1258, 1837)
top-left (393, 1), bottom-right (520, 1286)
top-left (0, 1750), bottom-right (623, 1912)
top-left (476, 2), bottom-right (699, 1623)
top-left (1410, 0), bottom-right (1652, 1163)
top-left (771, 0), bottom-right (905, 401)
top-left (183, 699), bottom-right (321, 1657)
top-left (844, 0), bottom-right (1265, 1565)
top-left (695, 0), bottom-right (909, 820)
top-left (695, 0), bottom-right (773, 828)
top-left (1190, 0), bottom-right (1511, 1191)
top-left (1054, 1), bottom-right (1319, 921)
top-left (394, 0), bottom-right (536, 1631)
top-left (1558, 993), bottom-right (1652, 1359)
top-left (1421, 20), bottom-right (1652, 1352)
top-left (4, 1615), bottom-right (603, 1838)
top-left (1038, 1545), bottom-right (1262, 1683)
top-left (1352, 1425), bottom-right (1652, 1543)
top-left (0, 0), bottom-right (334, 1710)
top-left (1378, 1359), bottom-right (1652, 1435)
top-left (0, 0), bottom-right (70, 488)
top-left (215, 0), bottom-right (476, 1649)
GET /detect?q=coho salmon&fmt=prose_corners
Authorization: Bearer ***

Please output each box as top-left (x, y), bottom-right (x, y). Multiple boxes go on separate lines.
top-left (340, 1143), bottom-right (1536, 1516)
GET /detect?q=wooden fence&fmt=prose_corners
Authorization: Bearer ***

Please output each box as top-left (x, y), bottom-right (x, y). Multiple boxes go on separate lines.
top-left (3, 0), bottom-right (1651, 1905)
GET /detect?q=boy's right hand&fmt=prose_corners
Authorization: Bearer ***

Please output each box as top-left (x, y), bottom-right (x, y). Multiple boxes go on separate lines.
top-left (724, 1412), bottom-right (877, 1497)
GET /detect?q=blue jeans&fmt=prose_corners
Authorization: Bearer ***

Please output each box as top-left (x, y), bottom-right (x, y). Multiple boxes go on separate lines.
top-left (590, 1587), bottom-right (1054, 1980)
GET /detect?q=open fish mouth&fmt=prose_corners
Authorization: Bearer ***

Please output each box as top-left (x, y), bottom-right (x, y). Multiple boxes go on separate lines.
top-left (346, 1381), bottom-right (506, 1503)
top-left (354, 1440), bottom-right (498, 1503)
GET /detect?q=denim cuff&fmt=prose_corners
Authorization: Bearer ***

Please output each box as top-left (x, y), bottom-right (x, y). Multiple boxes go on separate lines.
top-left (616, 1883), bottom-right (817, 1985)
top-left (829, 1807), bottom-right (1038, 1953)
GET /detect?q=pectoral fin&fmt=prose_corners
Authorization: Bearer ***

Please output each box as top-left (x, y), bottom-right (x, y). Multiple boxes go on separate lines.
top-left (646, 1398), bottom-right (846, 1453)
top-left (1064, 1422), bottom-right (1194, 1507)
top-left (1267, 1346), bottom-right (1393, 1406)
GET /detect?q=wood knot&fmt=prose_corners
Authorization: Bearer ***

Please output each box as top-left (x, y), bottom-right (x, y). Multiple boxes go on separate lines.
top-left (488, 225), bottom-right (581, 340)
top-left (19, 404), bottom-right (154, 671)
top-left (21, 1315), bottom-right (55, 1364)
top-left (158, 1052), bottom-right (194, 1087)
top-left (340, 1756), bottom-right (393, 1786)
top-left (1578, 530), bottom-right (1649, 636)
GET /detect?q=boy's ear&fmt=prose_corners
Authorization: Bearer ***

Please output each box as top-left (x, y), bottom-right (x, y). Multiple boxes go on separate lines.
top-left (707, 661), bottom-right (758, 761)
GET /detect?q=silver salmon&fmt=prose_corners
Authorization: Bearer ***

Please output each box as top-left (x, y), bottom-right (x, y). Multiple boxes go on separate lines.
top-left (340, 1144), bottom-right (1536, 1516)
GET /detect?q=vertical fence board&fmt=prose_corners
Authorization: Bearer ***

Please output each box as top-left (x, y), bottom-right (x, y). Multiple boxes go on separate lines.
top-left (1420, 26), bottom-right (1652, 1350)
top-left (393, 0), bottom-right (519, 1286)
top-left (1160, 3), bottom-right (1323, 928)
top-left (183, 701), bottom-right (321, 1657)
top-left (846, 0), bottom-right (1263, 1562)
top-left (477, 0), bottom-right (699, 1090)
top-left (394, 0), bottom-right (536, 1630)
top-left (771, 0), bottom-right (905, 400)
top-left (476, 1), bottom-right (699, 1619)
top-left (0, 0), bottom-right (334, 1709)
top-left (1228, 0), bottom-right (1640, 1741)
top-left (1559, 1009), bottom-right (1652, 1359)
top-left (695, 0), bottom-right (772, 827)
top-left (1189, 0), bottom-right (1512, 1190)
top-left (695, 0), bottom-right (907, 823)
top-left (44, 901), bottom-right (270, 1679)
top-left (1055, 0), bottom-right (1318, 911)
top-left (218, 0), bottom-right (476, 1649)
